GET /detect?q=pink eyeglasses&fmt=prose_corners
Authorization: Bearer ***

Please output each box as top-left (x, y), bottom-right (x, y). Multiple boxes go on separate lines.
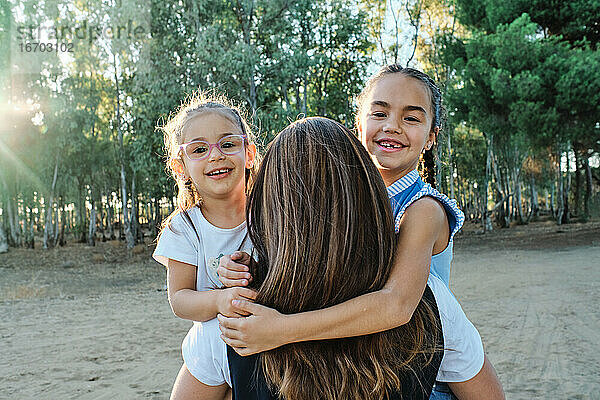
top-left (179, 134), bottom-right (246, 161)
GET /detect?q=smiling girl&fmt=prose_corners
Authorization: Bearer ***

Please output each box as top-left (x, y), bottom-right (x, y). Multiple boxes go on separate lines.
top-left (152, 92), bottom-right (258, 400)
top-left (218, 66), bottom-right (504, 399)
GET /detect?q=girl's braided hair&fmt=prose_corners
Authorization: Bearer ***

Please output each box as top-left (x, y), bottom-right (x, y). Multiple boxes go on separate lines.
top-left (356, 64), bottom-right (445, 188)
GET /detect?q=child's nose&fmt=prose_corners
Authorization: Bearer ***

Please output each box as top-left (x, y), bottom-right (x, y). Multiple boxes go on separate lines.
top-left (208, 145), bottom-right (225, 161)
top-left (383, 119), bottom-right (402, 134)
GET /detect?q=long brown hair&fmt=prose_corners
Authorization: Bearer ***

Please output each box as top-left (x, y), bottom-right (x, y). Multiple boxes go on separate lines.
top-left (247, 117), bottom-right (439, 399)
top-left (157, 90), bottom-right (259, 238)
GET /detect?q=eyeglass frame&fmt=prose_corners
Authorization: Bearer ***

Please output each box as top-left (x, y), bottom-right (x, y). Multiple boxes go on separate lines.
top-left (177, 133), bottom-right (248, 161)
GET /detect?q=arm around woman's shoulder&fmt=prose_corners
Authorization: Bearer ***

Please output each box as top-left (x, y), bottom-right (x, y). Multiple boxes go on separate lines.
top-left (218, 197), bottom-right (449, 355)
top-left (384, 196), bottom-right (449, 321)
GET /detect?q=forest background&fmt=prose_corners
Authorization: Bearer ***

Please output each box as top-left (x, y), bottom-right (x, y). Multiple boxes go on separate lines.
top-left (1, 0), bottom-right (599, 252)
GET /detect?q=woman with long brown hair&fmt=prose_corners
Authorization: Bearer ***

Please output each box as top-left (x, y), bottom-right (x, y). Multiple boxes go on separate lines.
top-left (222, 117), bottom-right (461, 399)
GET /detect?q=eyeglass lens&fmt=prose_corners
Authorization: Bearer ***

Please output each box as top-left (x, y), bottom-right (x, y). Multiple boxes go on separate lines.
top-left (184, 135), bottom-right (245, 160)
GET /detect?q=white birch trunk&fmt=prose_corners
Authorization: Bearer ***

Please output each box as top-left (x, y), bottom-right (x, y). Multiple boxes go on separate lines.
top-left (482, 135), bottom-right (493, 232)
top-left (556, 143), bottom-right (564, 225)
top-left (114, 52), bottom-right (134, 249)
top-left (0, 225), bottom-right (8, 253)
top-left (584, 154), bottom-right (593, 216)
top-left (88, 187), bottom-right (96, 246)
top-left (43, 157), bottom-right (59, 249)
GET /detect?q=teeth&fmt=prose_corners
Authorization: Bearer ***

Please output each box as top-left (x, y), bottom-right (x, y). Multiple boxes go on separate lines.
top-left (379, 141), bottom-right (403, 149)
top-left (207, 169), bottom-right (231, 176)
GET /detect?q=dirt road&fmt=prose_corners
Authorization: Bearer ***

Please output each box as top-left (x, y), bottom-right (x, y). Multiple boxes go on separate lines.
top-left (1, 221), bottom-right (599, 399)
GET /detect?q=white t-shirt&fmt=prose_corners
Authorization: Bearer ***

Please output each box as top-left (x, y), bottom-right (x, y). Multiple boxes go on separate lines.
top-left (153, 206), bottom-right (252, 386)
top-left (153, 206), bottom-right (252, 290)
top-left (427, 274), bottom-right (485, 382)
top-left (172, 273), bottom-right (484, 387)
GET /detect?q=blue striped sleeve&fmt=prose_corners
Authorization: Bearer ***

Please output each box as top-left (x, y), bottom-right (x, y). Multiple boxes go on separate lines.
top-left (393, 184), bottom-right (465, 240)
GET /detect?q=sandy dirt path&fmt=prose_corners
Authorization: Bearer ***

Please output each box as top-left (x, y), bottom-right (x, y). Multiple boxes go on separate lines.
top-left (451, 245), bottom-right (599, 399)
top-left (1, 223), bottom-right (599, 399)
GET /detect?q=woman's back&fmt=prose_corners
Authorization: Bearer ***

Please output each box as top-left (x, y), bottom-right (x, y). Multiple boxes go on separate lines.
top-left (227, 285), bottom-right (444, 400)
top-left (231, 117), bottom-right (442, 399)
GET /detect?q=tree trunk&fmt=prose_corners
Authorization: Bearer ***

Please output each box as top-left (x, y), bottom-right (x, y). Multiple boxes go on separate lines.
top-left (482, 136), bottom-right (493, 232)
top-left (584, 153), bottom-right (593, 217)
top-left (78, 185), bottom-right (86, 242)
top-left (282, 82), bottom-right (289, 110)
top-left (505, 167), bottom-right (513, 223)
top-left (0, 224), bottom-right (7, 253)
top-left (98, 194), bottom-right (106, 241)
top-left (131, 171), bottom-right (140, 244)
top-left (57, 197), bottom-right (65, 246)
top-left (528, 175), bottom-right (538, 222)
top-left (25, 206), bottom-right (34, 248)
top-left (491, 153), bottom-right (504, 226)
top-left (295, 84), bottom-right (301, 113)
top-left (152, 197), bottom-right (160, 239)
top-left (562, 145), bottom-right (571, 224)
top-left (556, 143), bottom-right (564, 225)
top-left (114, 52), bottom-right (135, 250)
top-left (107, 197), bottom-right (116, 240)
top-left (550, 186), bottom-right (555, 217)
top-left (87, 186), bottom-right (96, 247)
top-left (53, 203), bottom-right (58, 243)
top-left (468, 184), bottom-right (474, 219)
top-left (1, 164), bottom-right (17, 247)
top-left (574, 149), bottom-right (582, 215)
top-left (512, 167), bottom-right (524, 224)
top-left (43, 156), bottom-right (59, 249)
top-left (0, 172), bottom-right (18, 246)
top-left (491, 151), bottom-right (509, 228)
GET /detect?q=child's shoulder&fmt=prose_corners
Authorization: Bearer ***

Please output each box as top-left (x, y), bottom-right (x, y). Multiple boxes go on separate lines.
top-left (172, 205), bottom-right (203, 224)
top-left (161, 206), bottom-right (205, 240)
top-left (153, 207), bottom-right (203, 267)
top-left (401, 196), bottom-right (447, 226)
top-left (393, 181), bottom-right (464, 239)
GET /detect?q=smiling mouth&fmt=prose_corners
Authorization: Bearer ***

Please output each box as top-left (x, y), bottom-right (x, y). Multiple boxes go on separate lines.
top-left (376, 139), bottom-right (406, 149)
top-left (206, 168), bottom-right (232, 176)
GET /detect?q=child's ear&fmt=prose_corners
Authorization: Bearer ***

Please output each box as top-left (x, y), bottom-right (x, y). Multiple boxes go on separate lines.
top-left (425, 127), bottom-right (439, 150)
top-left (245, 143), bottom-right (257, 169)
top-left (170, 158), bottom-right (188, 179)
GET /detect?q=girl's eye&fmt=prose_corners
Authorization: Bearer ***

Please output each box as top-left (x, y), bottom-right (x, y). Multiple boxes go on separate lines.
top-left (405, 116), bottom-right (420, 122)
top-left (221, 141), bottom-right (234, 148)
top-left (371, 111), bottom-right (386, 118)
top-left (192, 145), bottom-right (208, 154)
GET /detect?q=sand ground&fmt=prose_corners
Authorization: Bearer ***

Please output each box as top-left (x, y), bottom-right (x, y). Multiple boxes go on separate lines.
top-left (1, 221), bottom-right (599, 399)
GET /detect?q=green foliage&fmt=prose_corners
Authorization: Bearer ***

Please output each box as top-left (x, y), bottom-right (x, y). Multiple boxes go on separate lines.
top-left (452, 124), bottom-right (487, 183)
top-left (2, 0), bottom-right (377, 233)
top-left (456, 0), bottom-right (600, 45)
top-left (441, 0), bottom-right (599, 224)
top-left (2, 0), bottom-right (598, 243)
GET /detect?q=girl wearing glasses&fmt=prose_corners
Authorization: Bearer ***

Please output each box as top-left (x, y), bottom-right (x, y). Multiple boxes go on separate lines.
top-left (152, 91), bottom-right (258, 400)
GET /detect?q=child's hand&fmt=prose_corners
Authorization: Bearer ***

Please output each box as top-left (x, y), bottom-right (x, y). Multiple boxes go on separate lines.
top-left (217, 301), bottom-right (287, 355)
top-left (217, 251), bottom-right (253, 287)
top-left (217, 287), bottom-right (257, 318)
